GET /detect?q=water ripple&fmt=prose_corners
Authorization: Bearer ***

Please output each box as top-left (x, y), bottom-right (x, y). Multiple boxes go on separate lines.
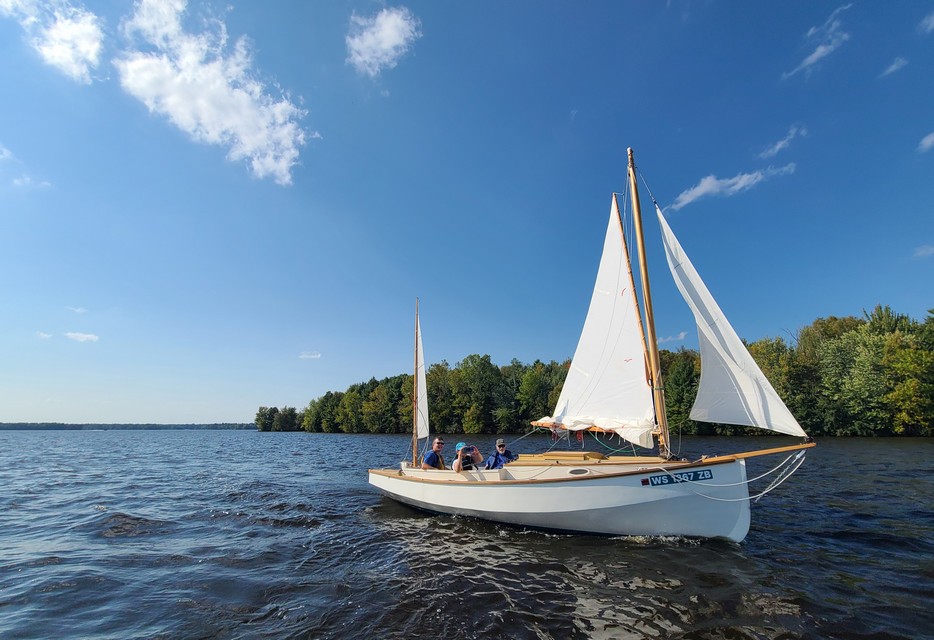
top-left (0, 431), bottom-right (931, 639)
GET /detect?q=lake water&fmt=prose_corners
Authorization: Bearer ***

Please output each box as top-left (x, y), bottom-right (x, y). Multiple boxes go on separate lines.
top-left (1, 430), bottom-right (931, 640)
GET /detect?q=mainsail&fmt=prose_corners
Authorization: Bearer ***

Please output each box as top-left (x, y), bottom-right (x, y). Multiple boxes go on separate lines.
top-left (415, 313), bottom-right (429, 440)
top-left (538, 196), bottom-right (656, 448)
top-left (656, 205), bottom-right (807, 437)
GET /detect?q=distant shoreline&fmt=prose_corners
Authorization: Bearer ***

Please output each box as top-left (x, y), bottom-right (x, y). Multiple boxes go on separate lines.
top-left (0, 423), bottom-right (254, 431)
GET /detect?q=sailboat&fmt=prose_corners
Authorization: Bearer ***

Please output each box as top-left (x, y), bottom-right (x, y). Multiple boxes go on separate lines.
top-left (369, 149), bottom-right (814, 542)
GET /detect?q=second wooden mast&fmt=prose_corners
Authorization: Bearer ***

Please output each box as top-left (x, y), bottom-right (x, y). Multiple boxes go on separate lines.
top-left (627, 148), bottom-right (672, 458)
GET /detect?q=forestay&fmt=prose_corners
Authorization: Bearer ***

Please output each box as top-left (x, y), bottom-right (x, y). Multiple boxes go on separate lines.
top-left (538, 197), bottom-right (656, 448)
top-left (656, 205), bottom-right (806, 437)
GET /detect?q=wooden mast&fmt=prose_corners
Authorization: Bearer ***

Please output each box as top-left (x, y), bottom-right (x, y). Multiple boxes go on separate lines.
top-left (411, 298), bottom-right (420, 467)
top-left (613, 193), bottom-right (652, 387)
top-left (627, 148), bottom-right (672, 458)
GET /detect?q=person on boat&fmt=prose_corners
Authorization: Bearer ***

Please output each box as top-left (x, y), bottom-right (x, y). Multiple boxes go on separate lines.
top-left (421, 438), bottom-right (446, 470)
top-left (484, 438), bottom-right (517, 469)
top-left (452, 442), bottom-right (483, 472)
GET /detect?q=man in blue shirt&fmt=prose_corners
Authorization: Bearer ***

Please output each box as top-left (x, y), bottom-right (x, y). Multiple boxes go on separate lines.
top-left (421, 438), bottom-right (446, 469)
top-left (484, 438), bottom-right (517, 469)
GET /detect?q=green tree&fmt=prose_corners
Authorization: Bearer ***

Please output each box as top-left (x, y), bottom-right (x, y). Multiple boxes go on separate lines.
top-left (518, 360), bottom-right (552, 423)
top-left (396, 374), bottom-right (414, 435)
top-left (456, 354), bottom-right (501, 434)
top-left (363, 383), bottom-right (395, 433)
top-left (426, 361), bottom-right (454, 433)
top-left (791, 315), bottom-right (865, 434)
top-left (660, 349), bottom-right (702, 434)
top-left (864, 304), bottom-right (914, 335)
top-left (493, 359), bottom-right (525, 433)
top-left (819, 326), bottom-right (890, 435)
top-left (882, 330), bottom-right (934, 436)
top-left (255, 406), bottom-right (278, 432)
top-left (318, 391), bottom-right (344, 433)
top-left (273, 406), bottom-right (299, 432)
top-left (303, 398), bottom-right (321, 432)
top-left (336, 388), bottom-right (364, 433)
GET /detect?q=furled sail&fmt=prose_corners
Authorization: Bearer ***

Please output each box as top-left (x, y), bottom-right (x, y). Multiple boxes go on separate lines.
top-left (415, 314), bottom-right (430, 440)
top-left (538, 197), bottom-right (656, 448)
top-left (656, 205), bottom-right (807, 437)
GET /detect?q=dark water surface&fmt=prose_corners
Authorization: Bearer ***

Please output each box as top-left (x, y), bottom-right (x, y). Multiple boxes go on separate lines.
top-left (1, 431), bottom-right (931, 639)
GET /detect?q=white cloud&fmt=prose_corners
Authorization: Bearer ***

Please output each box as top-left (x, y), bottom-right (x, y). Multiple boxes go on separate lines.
top-left (880, 57), bottom-right (908, 77)
top-left (920, 12), bottom-right (934, 35)
top-left (918, 132), bottom-right (934, 153)
top-left (783, 4), bottom-right (852, 79)
top-left (0, 0), bottom-right (103, 84)
top-left (657, 332), bottom-right (687, 344)
top-left (346, 7), bottom-right (421, 78)
top-left (37, 331), bottom-right (52, 339)
top-left (299, 351), bottom-right (321, 360)
top-left (66, 332), bottom-right (99, 342)
top-left (12, 174), bottom-right (51, 188)
top-left (759, 125), bottom-right (807, 158)
top-left (914, 245), bottom-right (934, 258)
top-left (66, 306), bottom-right (87, 313)
top-left (0, 143), bottom-right (12, 161)
top-left (670, 163), bottom-right (796, 211)
top-left (114, 0), bottom-right (310, 186)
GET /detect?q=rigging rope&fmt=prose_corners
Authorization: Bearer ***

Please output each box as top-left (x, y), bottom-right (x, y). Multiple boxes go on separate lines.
top-left (643, 450), bottom-right (808, 502)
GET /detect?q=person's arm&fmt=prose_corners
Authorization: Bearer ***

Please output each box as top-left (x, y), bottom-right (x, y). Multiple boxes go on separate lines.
top-left (452, 455), bottom-right (463, 472)
top-left (421, 452), bottom-right (436, 470)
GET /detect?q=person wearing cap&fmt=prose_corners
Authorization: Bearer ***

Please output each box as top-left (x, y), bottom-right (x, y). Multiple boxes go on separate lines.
top-left (484, 438), bottom-right (518, 469)
top-left (421, 437), bottom-right (447, 470)
top-left (452, 441), bottom-right (483, 472)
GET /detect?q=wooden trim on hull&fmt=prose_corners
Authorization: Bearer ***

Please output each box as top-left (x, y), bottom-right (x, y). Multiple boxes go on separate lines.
top-left (368, 442), bottom-right (813, 487)
top-left (369, 456), bottom-right (738, 486)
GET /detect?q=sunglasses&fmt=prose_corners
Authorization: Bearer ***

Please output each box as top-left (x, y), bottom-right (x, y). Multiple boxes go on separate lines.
top-left (497, 444), bottom-right (506, 448)
top-left (434, 442), bottom-right (445, 446)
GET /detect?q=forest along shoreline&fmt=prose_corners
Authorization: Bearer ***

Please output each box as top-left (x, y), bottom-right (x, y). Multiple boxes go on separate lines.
top-left (257, 306), bottom-right (934, 438)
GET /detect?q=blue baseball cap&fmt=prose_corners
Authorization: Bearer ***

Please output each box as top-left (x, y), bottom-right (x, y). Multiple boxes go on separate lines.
top-left (455, 442), bottom-right (466, 451)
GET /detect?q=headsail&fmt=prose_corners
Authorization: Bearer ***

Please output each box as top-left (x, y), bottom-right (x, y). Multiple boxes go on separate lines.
top-left (538, 196), bottom-right (656, 448)
top-left (415, 313), bottom-right (429, 440)
top-left (656, 205), bottom-right (807, 437)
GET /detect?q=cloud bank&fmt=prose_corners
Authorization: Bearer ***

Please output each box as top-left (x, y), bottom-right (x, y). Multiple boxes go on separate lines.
top-left (0, 0), bottom-right (103, 84)
top-left (114, 0), bottom-right (309, 186)
top-left (918, 132), bottom-right (934, 153)
top-left (346, 7), bottom-right (421, 78)
top-left (2, 0), bottom-right (311, 185)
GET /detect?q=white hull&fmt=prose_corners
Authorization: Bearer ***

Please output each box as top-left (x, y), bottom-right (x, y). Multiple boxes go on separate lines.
top-left (369, 457), bottom-right (751, 542)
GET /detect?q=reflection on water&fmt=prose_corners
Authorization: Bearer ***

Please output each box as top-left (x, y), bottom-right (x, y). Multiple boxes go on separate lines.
top-left (0, 430), bottom-right (931, 639)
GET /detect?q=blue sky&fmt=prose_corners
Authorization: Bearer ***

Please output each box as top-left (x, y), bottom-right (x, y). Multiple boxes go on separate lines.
top-left (1, 1), bottom-right (932, 424)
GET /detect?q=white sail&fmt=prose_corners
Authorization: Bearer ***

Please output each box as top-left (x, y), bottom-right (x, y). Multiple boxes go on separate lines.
top-left (415, 314), bottom-right (430, 440)
top-left (656, 205), bottom-right (807, 437)
top-left (539, 197), bottom-right (656, 448)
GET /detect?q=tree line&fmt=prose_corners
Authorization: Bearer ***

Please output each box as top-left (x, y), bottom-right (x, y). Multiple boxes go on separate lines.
top-left (256, 306), bottom-right (933, 437)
